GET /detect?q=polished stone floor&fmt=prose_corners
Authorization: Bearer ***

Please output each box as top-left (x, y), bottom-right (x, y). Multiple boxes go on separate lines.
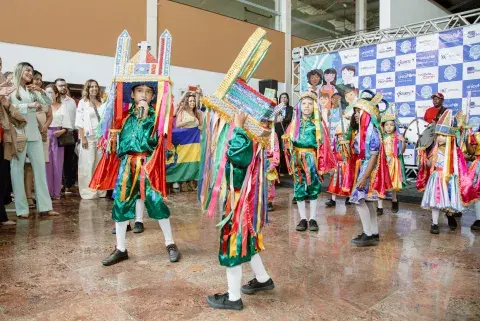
top-left (0, 188), bottom-right (479, 321)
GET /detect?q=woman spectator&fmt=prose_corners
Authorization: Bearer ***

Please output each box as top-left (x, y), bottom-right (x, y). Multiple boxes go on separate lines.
top-left (45, 84), bottom-right (72, 200)
top-left (275, 93), bottom-right (293, 175)
top-left (9, 62), bottom-right (58, 217)
top-left (75, 79), bottom-right (106, 199)
top-left (0, 81), bottom-right (26, 225)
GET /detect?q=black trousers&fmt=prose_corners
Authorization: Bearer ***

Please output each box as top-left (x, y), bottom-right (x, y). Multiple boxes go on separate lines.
top-left (0, 143), bottom-right (10, 222)
top-left (63, 130), bottom-right (78, 188)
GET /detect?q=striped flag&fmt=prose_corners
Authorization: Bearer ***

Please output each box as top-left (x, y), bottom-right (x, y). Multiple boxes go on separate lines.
top-left (166, 127), bottom-right (200, 182)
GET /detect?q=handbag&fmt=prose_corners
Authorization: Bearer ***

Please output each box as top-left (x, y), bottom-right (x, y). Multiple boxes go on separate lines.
top-left (57, 130), bottom-right (76, 147)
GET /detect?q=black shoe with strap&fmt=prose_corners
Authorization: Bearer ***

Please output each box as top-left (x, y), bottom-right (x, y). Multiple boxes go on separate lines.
top-left (377, 208), bottom-right (384, 216)
top-left (296, 219), bottom-right (308, 231)
top-left (325, 199), bottom-right (336, 207)
top-left (133, 222), bottom-right (144, 233)
top-left (241, 278), bottom-right (275, 295)
top-left (430, 224), bottom-right (440, 234)
top-left (166, 244), bottom-right (181, 262)
top-left (471, 220), bottom-right (480, 231)
top-left (207, 292), bottom-right (243, 310)
top-left (351, 233), bottom-right (378, 246)
top-left (102, 249), bottom-right (129, 266)
top-left (112, 223), bottom-right (132, 235)
top-left (392, 201), bottom-right (399, 213)
top-left (446, 214), bottom-right (457, 230)
top-left (345, 197), bottom-right (352, 205)
top-left (309, 219), bottom-right (319, 231)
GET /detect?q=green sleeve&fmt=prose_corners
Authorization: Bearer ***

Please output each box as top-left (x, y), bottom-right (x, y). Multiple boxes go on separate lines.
top-left (227, 127), bottom-right (253, 168)
top-left (35, 91), bottom-right (53, 105)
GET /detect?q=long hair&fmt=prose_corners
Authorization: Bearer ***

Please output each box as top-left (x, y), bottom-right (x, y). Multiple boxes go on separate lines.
top-left (279, 92), bottom-right (290, 107)
top-left (178, 92), bottom-right (200, 122)
top-left (323, 68), bottom-right (337, 86)
top-left (13, 62), bottom-right (34, 100)
top-left (82, 79), bottom-right (102, 102)
top-left (46, 84), bottom-right (61, 104)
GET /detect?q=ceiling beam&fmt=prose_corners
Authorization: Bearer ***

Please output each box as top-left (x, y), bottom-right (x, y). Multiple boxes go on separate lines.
top-left (448, 0), bottom-right (474, 11)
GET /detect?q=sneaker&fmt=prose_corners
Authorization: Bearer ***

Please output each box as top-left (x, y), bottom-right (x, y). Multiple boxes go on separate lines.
top-left (133, 222), bottom-right (144, 233)
top-left (241, 278), bottom-right (275, 295)
top-left (206, 292), bottom-right (243, 311)
top-left (309, 219), bottom-right (319, 231)
top-left (166, 244), bottom-right (181, 262)
top-left (351, 233), bottom-right (378, 246)
top-left (471, 220), bottom-right (480, 231)
top-left (268, 202), bottom-right (274, 212)
top-left (430, 224), bottom-right (440, 234)
top-left (377, 208), bottom-right (384, 216)
top-left (102, 249), bottom-right (129, 266)
top-left (111, 224), bottom-right (132, 234)
top-left (391, 201), bottom-right (399, 213)
top-left (325, 199), bottom-right (336, 207)
top-left (446, 215), bottom-right (457, 230)
top-left (345, 197), bottom-right (352, 205)
top-left (296, 219), bottom-right (308, 231)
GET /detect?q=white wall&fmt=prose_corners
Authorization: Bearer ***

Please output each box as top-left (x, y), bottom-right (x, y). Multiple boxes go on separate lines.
top-left (0, 42), bottom-right (285, 99)
top-left (380, 0), bottom-right (449, 29)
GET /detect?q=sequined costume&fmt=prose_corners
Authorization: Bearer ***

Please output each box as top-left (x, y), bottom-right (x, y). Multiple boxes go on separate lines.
top-left (383, 133), bottom-right (407, 192)
top-left (266, 133), bottom-right (280, 203)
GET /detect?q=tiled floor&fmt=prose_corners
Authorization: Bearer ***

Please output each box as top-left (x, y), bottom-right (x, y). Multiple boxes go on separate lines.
top-left (0, 188), bottom-right (479, 320)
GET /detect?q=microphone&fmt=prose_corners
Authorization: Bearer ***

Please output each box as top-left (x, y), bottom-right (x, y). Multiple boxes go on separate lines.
top-left (138, 99), bottom-right (146, 119)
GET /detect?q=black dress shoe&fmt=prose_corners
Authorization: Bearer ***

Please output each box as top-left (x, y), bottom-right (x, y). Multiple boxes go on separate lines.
top-left (296, 219), bottom-right (308, 231)
top-left (391, 201), bottom-right (399, 213)
top-left (446, 215), bottom-right (457, 230)
top-left (166, 244), bottom-right (181, 262)
top-left (430, 224), bottom-right (440, 234)
top-left (345, 197), bottom-right (352, 205)
top-left (241, 278), bottom-right (275, 294)
top-left (268, 202), bottom-right (274, 212)
top-left (133, 222), bottom-right (144, 233)
top-left (471, 220), bottom-right (480, 231)
top-left (309, 219), bottom-right (319, 231)
top-left (206, 292), bottom-right (243, 310)
top-left (377, 208), bottom-right (384, 216)
top-left (325, 199), bottom-right (336, 207)
top-left (112, 224), bottom-right (132, 234)
top-left (351, 233), bottom-right (378, 246)
top-left (373, 234), bottom-right (380, 241)
top-left (102, 249), bottom-right (128, 266)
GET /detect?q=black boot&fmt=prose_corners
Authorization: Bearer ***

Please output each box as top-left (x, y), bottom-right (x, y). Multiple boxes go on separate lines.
top-left (268, 202), bottom-right (274, 212)
top-left (345, 197), bottom-right (352, 205)
top-left (241, 278), bottom-right (275, 294)
top-left (325, 199), bottom-right (336, 207)
top-left (296, 219), bottom-right (308, 231)
top-left (206, 292), bottom-right (243, 311)
top-left (102, 249), bottom-right (129, 266)
top-left (377, 208), bottom-right (384, 216)
top-left (351, 233), bottom-right (378, 246)
top-left (471, 220), bottom-right (480, 231)
top-left (391, 201), bottom-right (399, 213)
top-left (133, 222), bottom-right (144, 233)
top-left (309, 219), bottom-right (319, 231)
top-left (112, 223), bottom-right (132, 235)
top-left (430, 224), bottom-right (440, 234)
top-left (446, 215), bottom-right (457, 230)
top-left (166, 244), bottom-right (181, 262)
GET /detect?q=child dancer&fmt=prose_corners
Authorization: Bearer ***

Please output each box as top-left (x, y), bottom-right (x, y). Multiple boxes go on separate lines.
top-left (419, 110), bottom-right (476, 234)
top-left (377, 104), bottom-right (406, 215)
top-left (466, 129), bottom-right (480, 230)
top-left (348, 93), bottom-right (393, 246)
top-left (284, 92), bottom-right (335, 232)
top-left (266, 128), bottom-right (280, 212)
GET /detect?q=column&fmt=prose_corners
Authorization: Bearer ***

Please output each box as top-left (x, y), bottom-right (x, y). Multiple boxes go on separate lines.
top-left (355, 0), bottom-right (366, 32)
top-left (282, 0), bottom-right (292, 96)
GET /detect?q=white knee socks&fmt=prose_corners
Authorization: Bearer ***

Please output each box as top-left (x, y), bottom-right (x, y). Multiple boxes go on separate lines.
top-left (357, 200), bottom-right (372, 236)
top-left (310, 199), bottom-right (318, 221)
top-left (158, 218), bottom-right (174, 246)
top-left (370, 208), bottom-right (378, 235)
top-left (226, 265), bottom-right (242, 301)
top-left (332, 194), bottom-right (336, 201)
top-left (475, 202), bottom-right (480, 220)
top-left (378, 199), bottom-right (383, 209)
top-left (432, 208), bottom-right (440, 225)
top-left (249, 254), bottom-right (270, 283)
top-left (115, 221), bottom-right (129, 252)
top-left (298, 201), bottom-right (307, 220)
top-left (135, 199), bottom-right (144, 223)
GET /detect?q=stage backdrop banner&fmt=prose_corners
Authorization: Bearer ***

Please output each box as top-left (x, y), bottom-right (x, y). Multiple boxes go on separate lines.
top-left (299, 24), bottom-right (480, 166)
top-left (166, 127), bottom-right (201, 183)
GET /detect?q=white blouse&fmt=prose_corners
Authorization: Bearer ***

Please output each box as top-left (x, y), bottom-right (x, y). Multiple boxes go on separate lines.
top-left (50, 104), bottom-right (72, 129)
top-left (75, 99), bottom-right (105, 137)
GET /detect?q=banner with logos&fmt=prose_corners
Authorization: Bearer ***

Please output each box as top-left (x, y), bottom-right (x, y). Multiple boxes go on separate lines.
top-left (299, 24), bottom-right (480, 166)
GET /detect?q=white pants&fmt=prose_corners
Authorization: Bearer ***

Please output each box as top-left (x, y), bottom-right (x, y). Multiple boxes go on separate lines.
top-left (78, 136), bottom-right (106, 199)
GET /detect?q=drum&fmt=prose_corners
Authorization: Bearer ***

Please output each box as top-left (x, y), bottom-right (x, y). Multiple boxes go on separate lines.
top-left (403, 118), bottom-right (434, 148)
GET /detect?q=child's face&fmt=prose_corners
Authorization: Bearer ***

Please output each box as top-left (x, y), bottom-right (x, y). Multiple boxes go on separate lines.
top-left (301, 98), bottom-right (314, 117)
top-left (342, 69), bottom-right (354, 83)
top-left (319, 96), bottom-right (329, 107)
top-left (437, 134), bottom-right (447, 146)
top-left (383, 121), bottom-right (395, 134)
top-left (345, 92), bottom-right (355, 103)
top-left (33, 75), bottom-right (43, 88)
top-left (131, 85), bottom-right (154, 105)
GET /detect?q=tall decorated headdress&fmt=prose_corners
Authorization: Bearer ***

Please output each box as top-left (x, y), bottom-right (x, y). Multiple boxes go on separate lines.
top-left (380, 103), bottom-right (397, 124)
top-left (89, 30), bottom-right (174, 197)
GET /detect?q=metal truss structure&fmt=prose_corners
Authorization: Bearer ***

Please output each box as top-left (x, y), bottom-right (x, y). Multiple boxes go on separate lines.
top-left (291, 8), bottom-right (480, 101)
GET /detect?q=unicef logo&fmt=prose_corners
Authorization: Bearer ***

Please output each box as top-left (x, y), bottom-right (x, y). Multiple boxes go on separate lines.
top-left (362, 76), bottom-right (372, 89)
top-left (420, 86), bottom-right (433, 99)
top-left (444, 65), bottom-right (457, 81)
top-left (400, 40), bottom-right (412, 54)
top-left (380, 59), bottom-right (392, 72)
top-left (399, 103), bottom-right (411, 116)
top-left (469, 45), bottom-right (480, 60)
